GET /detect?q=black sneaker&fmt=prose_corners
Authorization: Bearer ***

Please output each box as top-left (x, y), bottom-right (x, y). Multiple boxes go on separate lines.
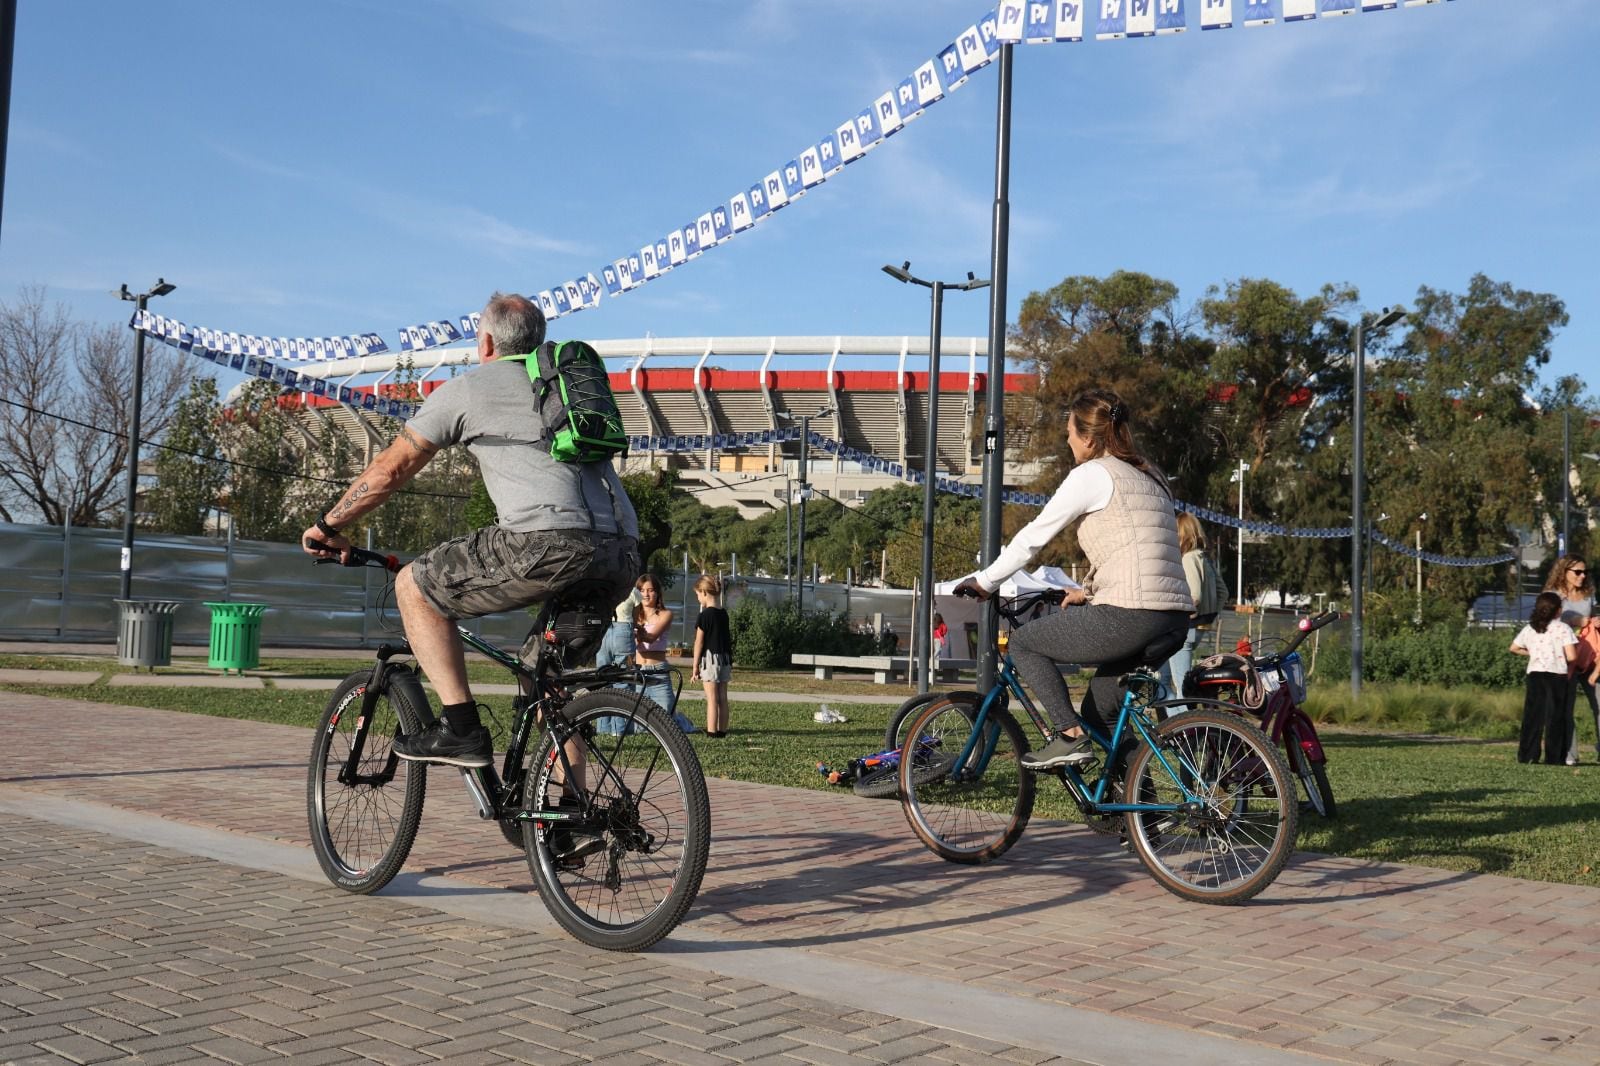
top-left (547, 796), bottom-right (606, 863)
top-left (1020, 735), bottom-right (1096, 771)
top-left (393, 721), bottom-right (492, 767)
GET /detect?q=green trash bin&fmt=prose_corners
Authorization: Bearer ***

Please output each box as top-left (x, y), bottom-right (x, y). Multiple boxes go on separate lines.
top-left (205, 602), bottom-right (267, 674)
top-left (114, 600), bottom-right (182, 669)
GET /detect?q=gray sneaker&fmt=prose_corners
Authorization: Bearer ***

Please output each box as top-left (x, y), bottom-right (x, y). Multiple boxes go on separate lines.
top-left (1020, 735), bottom-right (1096, 771)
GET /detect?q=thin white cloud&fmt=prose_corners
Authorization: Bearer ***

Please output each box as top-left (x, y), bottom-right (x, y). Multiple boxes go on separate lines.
top-left (207, 140), bottom-right (588, 259)
top-left (13, 122), bottom-right (99, 165)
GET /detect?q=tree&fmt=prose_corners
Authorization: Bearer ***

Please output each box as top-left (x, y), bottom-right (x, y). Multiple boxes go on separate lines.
top-left (1198, 279), bottom-right (1362, 601)
top-left (1012, 270), bottom-right (1216, 510)
top-left (221, 380), bottom-right (299, 542)
top-left (0, 286), bottom-right (195, 525)
top-left (1362, 274), bottom-right (1571, 610)
top-left (148, 377), bottom-right (227, 535)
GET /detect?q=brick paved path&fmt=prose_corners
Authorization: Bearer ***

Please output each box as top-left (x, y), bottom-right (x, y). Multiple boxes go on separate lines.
top-left (3, 693), bottom-right (1599, 1065)
top-left (0, 818), bottom-right (1095, 1066)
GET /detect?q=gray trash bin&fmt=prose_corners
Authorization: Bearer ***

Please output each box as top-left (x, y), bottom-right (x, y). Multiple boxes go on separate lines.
top-left (115, 599), bottom-right (181, 669)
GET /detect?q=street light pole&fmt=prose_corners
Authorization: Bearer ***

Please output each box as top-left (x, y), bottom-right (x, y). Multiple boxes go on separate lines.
top-left (779, 407), bottom-right (833, 615)
top-left (882, 261), bottom-right (989, 693)
top-left (978, 41), bottom-right (1015, 695)
top-left (1562, 407), bottom-right (1570, 555)
top-left (115, 279), bottom-right (177, 600)
top-left (1350, 305), bottom-right (1405, 699)
top-left (1233, 460), bottom-right (1250, 607)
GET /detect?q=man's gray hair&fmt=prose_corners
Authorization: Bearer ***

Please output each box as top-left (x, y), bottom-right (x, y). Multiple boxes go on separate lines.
top-left (479, 292), bottom-right (546, 357)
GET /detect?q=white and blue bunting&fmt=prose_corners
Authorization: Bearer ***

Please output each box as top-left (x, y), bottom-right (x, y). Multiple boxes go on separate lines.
top-left (142, 0), bottom-right (1459, 357)
top-left (132, 315), bottom-right (1504, 566)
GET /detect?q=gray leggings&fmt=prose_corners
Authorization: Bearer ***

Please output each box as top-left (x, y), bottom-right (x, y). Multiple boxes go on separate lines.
top-left (1009, 604), bottom-right (1190, 735)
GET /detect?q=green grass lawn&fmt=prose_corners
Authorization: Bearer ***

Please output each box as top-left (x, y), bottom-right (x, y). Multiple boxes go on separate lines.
top-left (5, 673), bottom-right (1600, 888)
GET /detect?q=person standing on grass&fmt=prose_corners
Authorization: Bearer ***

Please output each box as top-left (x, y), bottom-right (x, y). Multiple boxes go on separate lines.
top-left (632, 573), bottom-right (680, 724)
top-left (1510, 591), bottom-right (1578, 765)
top-left (1568, 605), bottom-right (1600, 765)
top-left (1544, 556), bottom-right (1597, 765)
top-left (690, 575), bottom-right (733, 738)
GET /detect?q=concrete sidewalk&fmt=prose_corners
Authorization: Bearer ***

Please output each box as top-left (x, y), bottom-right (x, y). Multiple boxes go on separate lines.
top-left (2, 692), bottom-right (1598, 1065)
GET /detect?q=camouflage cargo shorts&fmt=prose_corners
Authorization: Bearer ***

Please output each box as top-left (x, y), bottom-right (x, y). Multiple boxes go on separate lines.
top-left (408, 526), bottom-right (639, 622)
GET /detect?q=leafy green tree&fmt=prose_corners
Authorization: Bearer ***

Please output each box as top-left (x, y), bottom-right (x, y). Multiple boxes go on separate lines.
top-left (1198, 279), bottom-right (1362, 602)
top-left (1012, 270), bottom-right (1215, 507)
top-left (1362, 274), bottom-right (1570, 610)
top-left (149, 377), bottom-right (226, 535)
top-left (221, 380), bottom-right (299, 541)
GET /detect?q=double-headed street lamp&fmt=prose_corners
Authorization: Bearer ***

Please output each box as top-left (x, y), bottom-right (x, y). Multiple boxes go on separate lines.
top-left (776, 406), bottom-right (834, 614)
top-left (116, 279), bottom-right (177, 600)
top-left (882, 261), bottom-right (989, 693)
top-left (1351, 304), bottom-right (1406, 699)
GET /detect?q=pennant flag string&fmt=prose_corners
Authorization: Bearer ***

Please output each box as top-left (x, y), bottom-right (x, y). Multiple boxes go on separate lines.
top-left (154, 0), bottom-right (1458, 354)
top-left (135, 315), bottom-right (1501, 568)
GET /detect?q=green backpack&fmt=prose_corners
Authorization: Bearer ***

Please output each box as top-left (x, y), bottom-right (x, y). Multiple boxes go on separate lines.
top-left (508, 340), bottom-right (628, 463)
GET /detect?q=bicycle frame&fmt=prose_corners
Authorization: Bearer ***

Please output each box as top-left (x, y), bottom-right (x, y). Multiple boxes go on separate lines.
top-left (1256, 686), bottom-right (1325, 763)
top-left (340, 623), bottom-right (656, 841)
top-left (950, 655), bottom-right (1212, 818)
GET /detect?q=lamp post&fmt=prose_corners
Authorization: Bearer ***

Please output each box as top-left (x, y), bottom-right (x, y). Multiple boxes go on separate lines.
top-left (777, 407), bottom-right (834, 614)
top-left (115, 279), bottom-right (177, 600)
top-left (0, 0), bottom-right (16, 249)
top-left (1562, 408), bottom-right (1570, 555)
top-left (1231, 460), bottom-right (1250, 608)
top-left (1351, 305), bottom-right (1405, 698)
top-left (1414, 512), bottom-right (1428, 624)
top-left (882, 261), bottom-right (989, 693)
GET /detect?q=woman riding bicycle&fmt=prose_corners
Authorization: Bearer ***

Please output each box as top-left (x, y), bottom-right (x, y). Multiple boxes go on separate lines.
top-left (954, 389), bottom-right (1192, 771)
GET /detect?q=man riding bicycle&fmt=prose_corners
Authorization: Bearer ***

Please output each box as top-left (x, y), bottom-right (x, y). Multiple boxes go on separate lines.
top-left (300, 292), bottom-right (640, 768)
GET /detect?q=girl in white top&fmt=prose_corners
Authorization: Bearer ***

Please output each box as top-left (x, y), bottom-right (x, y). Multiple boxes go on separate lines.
top-left (1510, 591), bottom-right (1578, 765)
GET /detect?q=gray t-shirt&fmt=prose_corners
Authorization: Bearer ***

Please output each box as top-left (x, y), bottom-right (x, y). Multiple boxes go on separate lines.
top-left (408, 358), bottom-right (638, 537)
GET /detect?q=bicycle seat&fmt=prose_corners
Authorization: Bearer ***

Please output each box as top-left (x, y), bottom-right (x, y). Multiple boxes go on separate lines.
top-left (1137, 629), bottom-right (1186, 668)
top-left (1186, 663), bottom-right (1250, 688)
top-left (536, 580), bottom-right (619, 663)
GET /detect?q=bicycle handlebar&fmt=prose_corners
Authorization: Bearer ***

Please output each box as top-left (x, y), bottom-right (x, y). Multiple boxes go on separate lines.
top-left (1278, 610), bottom-right (1339, 656)
top-left (952, 583), bottom-right (1064, 622)
top-left (305, 538), bottom-right (403, 573)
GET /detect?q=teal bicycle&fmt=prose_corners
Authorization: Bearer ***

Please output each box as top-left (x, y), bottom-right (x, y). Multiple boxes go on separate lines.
top-left (898, 590), bottom-right (1297, 904)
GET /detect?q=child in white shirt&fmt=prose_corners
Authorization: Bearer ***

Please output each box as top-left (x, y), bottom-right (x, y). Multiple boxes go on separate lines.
top-left (1511, 591), bottom-right (1578, 765)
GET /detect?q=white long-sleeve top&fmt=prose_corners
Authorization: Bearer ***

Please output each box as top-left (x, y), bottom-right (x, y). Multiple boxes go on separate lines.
top-left (976, 462), bottom-right (1113, 593)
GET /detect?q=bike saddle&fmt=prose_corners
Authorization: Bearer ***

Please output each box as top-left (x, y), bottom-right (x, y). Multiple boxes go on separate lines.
top-left (528, 581), bottom-right (618, 665)
top-left (1137, 629), bottom-right (1186, 668)
top-left (1186, 663), bottom-right (1250, 688)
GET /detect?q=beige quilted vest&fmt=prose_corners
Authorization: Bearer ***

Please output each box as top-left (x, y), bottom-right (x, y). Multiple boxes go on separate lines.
top-left (1075, 457), bottom-right (1192, 612)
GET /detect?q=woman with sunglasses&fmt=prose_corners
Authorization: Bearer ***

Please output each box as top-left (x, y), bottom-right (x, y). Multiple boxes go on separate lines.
top-left (1544, 556), bottom-right (1597, 765)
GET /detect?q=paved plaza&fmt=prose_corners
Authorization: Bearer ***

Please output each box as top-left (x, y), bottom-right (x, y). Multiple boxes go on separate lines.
top-left (1, 689), bottom-right (1598, 1065)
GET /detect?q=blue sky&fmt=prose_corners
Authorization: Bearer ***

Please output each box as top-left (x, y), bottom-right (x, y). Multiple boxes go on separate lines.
top-left (2, 0), bottom-right (1594, 391)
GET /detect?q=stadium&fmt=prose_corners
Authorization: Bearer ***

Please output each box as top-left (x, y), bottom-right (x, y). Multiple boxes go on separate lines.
top-left (270, 335), bottom-right (1046, 517)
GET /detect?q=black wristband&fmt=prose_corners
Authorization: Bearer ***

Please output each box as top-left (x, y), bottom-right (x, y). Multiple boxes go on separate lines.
top-left (315, 516), bottom-right (342, 539)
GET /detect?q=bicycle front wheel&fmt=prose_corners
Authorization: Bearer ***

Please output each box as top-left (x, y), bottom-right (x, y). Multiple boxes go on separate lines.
top-left (900, 698), bottom-right (1034, 865)
top-left (1285, 723), bottom-right (1337, 818)
top-left (306, 667), bottom-right (429, 893)
top-left (884, 689), bottom-right (981, 751)
top-left (1122, 708), bottom-right (1297, 904)
top-left (523, 690), bottom-right (710, 952)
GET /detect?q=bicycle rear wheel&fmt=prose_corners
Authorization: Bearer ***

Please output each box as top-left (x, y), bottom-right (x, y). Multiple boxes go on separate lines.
top-left (523, 689), bottom-right (710, 952)
top-left (1121, 707), bottom-right (1297, 904)
top-left (306, 667), bottom-right (428, 893)
top-left (899, 698), bottom-right (1034, 865)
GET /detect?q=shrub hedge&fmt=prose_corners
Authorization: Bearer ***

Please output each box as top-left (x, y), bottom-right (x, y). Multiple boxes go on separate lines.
top-left (1312, 625), bottom-right (1524, 691)
top-left (729, 597), bottom-right (875, 670)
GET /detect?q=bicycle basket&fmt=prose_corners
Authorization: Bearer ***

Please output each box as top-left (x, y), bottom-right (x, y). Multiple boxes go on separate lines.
top-left (1260, 651), bottom-right (1307, 704)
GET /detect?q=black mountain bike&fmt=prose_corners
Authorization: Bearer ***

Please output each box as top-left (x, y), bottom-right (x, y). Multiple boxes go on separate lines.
top-left (303, 543), bottom-right (710, 952)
